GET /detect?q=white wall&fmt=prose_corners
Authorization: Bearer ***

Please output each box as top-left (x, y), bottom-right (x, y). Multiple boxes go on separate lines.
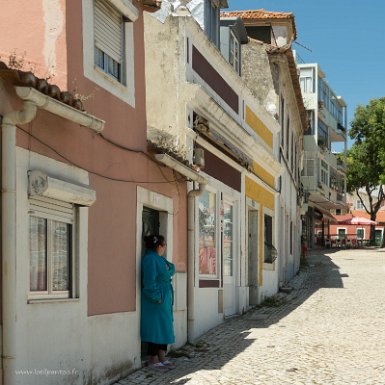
top-left (15, 149), bottom-right (140, 385)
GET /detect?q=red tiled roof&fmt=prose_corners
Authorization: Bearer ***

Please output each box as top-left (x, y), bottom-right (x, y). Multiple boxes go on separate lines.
top-left (221, 9), bottom-right (293, 20)
top-left (351, 210), bottom-right (385, 223)
top-left (221, 9), bottom-right (297, 39)
top-left (0, 61), bottom-right (84, 111)
top-left (333, 214), bottom-right (353, 222)
top-left (333, 211), bottom-right (385, 223)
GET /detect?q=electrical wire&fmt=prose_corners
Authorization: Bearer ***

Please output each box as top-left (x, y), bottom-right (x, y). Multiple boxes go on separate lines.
top-left (16, 125), bottom-right (187, 184)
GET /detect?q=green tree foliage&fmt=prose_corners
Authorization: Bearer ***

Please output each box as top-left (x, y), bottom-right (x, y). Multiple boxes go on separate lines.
top-left (347, 97), bottom-right (385, 244)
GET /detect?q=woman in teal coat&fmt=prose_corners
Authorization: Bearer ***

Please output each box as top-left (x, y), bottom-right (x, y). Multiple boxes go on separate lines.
top-left (141, 235), bottom-right (175, 369)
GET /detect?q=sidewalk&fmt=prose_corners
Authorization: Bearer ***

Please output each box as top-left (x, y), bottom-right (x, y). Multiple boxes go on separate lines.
top-left (115, 247), bottom-right (385, 384)
top-left (114, 253), bottom-right (314, 385)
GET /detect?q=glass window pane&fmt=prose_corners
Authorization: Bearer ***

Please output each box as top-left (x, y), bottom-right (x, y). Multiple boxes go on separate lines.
top-left (30, 217), bottom-right (47, 291)
top-left (199, 191), bottom-right (217, 275)
top-left (52, 221), bottom-right (70, 291)
top-left (223, 203), bottom-right (233, 276)
top-left (95, 47), bottom-right (104, 69)
top-left (356, 229), bottom-right (364, 239)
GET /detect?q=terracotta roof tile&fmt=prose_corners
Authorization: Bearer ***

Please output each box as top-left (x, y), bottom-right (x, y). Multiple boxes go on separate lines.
top-left (221, 9), bottom-right (297, 39)
top-left (334, 210), bottom-right (385, 223)
top-left (0, 61), bottom-right (84, 111)
top-left (221, 9), bottom-right (294, 20)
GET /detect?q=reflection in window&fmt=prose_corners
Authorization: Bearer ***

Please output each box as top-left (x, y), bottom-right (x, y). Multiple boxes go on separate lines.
top-left (199, 191), bottom-right (217, 275)
top-left (30, 216), bottom-right (71, 294)
top-left (223, 203), bottom-right (233, 276)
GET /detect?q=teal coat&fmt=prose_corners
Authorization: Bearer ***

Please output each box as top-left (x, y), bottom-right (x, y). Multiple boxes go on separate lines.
top-left (140, 250), bottom-right (175, 345)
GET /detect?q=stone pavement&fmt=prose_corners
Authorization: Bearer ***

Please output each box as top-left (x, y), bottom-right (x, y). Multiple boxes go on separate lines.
top-left (114, 248), bottom-right (385, 385)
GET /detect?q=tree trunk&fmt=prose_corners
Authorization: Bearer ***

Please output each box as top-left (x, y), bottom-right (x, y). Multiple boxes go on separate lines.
top-left (370, 214), bottom-right (377, 245)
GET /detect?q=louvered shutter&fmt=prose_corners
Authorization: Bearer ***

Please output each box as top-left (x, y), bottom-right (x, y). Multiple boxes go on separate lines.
top-left (94, 0), bottom-right (123, 64)
top-left (29, 196), bottom-right (74, 223)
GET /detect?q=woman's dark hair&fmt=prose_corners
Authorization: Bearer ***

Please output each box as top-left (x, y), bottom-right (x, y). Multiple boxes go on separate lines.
top-left (144, 234), bottom-right (165, 250)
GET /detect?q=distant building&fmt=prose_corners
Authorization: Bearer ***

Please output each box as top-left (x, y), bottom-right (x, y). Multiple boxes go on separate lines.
top-left (297, 62), bottom-right (348, 248)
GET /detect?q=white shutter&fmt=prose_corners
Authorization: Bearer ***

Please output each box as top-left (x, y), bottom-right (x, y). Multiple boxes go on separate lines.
top-left (94, 0), bottom-right (123, 64)
top-left (29, 196), bottom-right (74, 223)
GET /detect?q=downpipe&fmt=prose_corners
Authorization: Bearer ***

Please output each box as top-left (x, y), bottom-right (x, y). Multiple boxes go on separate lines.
top-left (2, 100), bottom-right (37, 385)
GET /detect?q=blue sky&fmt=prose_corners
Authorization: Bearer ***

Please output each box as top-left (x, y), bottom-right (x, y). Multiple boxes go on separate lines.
top-left (227, 0), bottom-right (385, 145)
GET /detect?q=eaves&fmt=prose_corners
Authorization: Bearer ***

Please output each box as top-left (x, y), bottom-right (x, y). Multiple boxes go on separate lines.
top-left (189, 84), bottom-right (283, 178)
top-left (266, 45), bottom-right (308, 132)
top-left (184, 16), bottom-right (281, 135)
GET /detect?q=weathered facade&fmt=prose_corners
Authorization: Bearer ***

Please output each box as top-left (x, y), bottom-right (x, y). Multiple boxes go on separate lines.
top-left (222, 9), bottom-right (307, 286)
top-left (145, 2), bottom-right (282, 341)
top-left (0, 1), bottom-right (190, 384)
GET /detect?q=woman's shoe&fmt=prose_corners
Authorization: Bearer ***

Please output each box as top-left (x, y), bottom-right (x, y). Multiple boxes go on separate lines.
top-left (149, 362), bottom-right (169, 371)
top-left (161, 360), bottom-right (176, 369)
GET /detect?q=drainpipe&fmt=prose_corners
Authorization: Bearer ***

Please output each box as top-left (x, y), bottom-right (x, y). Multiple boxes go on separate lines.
top-left (1, 86), bottom-right (104, 385)
top-left (187, 181), bottom-right (206, 343)
top-left (2, 100), bottom-right (38, 385)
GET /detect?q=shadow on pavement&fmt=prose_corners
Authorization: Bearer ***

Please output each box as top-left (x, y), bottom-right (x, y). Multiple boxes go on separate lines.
top-left (116, 249), bottom-right (346, 384)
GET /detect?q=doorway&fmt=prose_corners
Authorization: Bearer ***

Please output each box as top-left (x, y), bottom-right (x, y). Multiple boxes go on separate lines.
top-left (142, 207), bottom-right (160, 255)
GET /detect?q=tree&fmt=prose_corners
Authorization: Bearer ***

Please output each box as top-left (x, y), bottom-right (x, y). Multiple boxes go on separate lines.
top-left (347, 97), bottom-right (385, 245)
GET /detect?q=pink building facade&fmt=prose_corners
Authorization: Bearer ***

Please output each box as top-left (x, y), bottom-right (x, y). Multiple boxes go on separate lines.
top-left (0, 1), bottom-right (187, 384)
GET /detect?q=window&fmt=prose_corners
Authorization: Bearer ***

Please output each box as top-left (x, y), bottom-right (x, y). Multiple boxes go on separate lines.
top-left (29, 196), bottom-right (76, 300)
top-left (223, 202), bottom-right (233, 276)
top-left (356, 199), bottom-right (364, 210)
top-left (82, 0), bottom-right (138, 106)
top-left (318, 121), bottom-right (329, 149)
top-left (304, 159), bottom-right (315, 177)
top-left (199, 190), bottom-right (217, 275)
top-left (320, 160), bottom-right (328, 185)
top-left (300, 67), bottom-right (314, 93)
top-left (94, 0), bottom-right (125, 82)
top-left (229, 30), bottom-right (240, 74)
top-left (338, 228), bottom-right (347, 240)
top-left (206, 1), bottom-right (220, 47)
top-left (356, 228), bottom-right (365, 239)
top-left (246, 26), bottom-right (272, 44)
top-left (264, 214), bottom-right (276, 263)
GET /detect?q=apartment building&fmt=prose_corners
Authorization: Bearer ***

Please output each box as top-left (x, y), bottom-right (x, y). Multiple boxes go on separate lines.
top-left (298, 63), bottom-right (348, 248)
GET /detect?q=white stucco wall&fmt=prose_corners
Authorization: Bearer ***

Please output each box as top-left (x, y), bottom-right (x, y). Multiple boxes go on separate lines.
top-left (14, 149), bottom-right (140, 385)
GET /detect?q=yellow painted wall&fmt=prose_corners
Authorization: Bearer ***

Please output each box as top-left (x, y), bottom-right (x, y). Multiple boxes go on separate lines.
top-left (251, 161), bottom-right (275, 189)
top-left (245, 177), bottom-right (275, 211)
top-left (245, 106), bottom-right (273, 149)
top-left (245, 176), bottom-right (275, 286)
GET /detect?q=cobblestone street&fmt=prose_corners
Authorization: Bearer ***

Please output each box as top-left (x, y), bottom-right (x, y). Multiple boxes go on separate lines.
top-left (115, 248), bottom-right (385, 385)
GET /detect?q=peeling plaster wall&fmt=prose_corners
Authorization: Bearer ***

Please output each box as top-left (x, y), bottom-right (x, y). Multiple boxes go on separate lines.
top-left (241, 39), bottom-right (277, 112)
top-left (269, 57), bottom-right (303, 284)
top-left (42, 0), bottom-right (65, 81)
top-left (0, 0), bottom-right (68, 89)
top-left (144, 13), bottom-right (190, 157)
